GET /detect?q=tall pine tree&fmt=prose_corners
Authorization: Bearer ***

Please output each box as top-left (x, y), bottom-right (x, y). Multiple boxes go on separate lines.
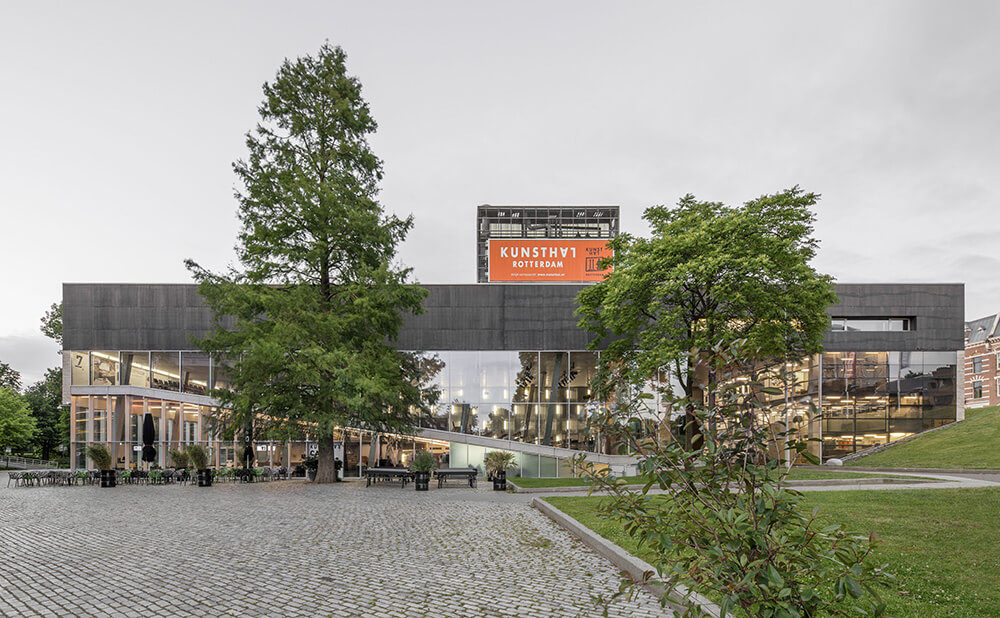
top-left (187, 44), bottom-right (433, 483)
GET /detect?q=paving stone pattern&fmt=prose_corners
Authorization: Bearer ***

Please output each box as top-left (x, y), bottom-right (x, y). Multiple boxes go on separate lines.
top-left (0, 475), bottom-right (665, 617)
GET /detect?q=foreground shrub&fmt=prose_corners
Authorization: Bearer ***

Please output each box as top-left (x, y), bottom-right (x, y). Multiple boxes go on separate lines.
top-left (581, 344), bottom-right (889, 617)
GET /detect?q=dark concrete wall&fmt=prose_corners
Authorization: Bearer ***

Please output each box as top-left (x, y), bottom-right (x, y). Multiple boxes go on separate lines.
top-left (63, 282), bottom-right (964, 352)
top-left (63, 284), bottom-right (235, 351)
top-left (823, 283), bottom-right (964, 352)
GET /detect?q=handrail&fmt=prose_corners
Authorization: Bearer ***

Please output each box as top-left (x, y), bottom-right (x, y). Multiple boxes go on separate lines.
top-left (2, 455), bottom-right (62, 469)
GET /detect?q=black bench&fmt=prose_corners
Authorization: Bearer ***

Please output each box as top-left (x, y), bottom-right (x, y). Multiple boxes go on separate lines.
top-left (434, 467), bottom-right (478, 488)
top-left (364, 467), bottom-right (413, 487)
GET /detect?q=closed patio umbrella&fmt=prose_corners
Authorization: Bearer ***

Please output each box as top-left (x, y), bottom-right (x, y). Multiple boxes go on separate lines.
top-left (141, 413), bottom-right (157, 464)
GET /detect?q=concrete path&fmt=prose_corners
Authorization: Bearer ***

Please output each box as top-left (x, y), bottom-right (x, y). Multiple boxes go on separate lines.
top-left (514, 469), bottom-right (1000, 499)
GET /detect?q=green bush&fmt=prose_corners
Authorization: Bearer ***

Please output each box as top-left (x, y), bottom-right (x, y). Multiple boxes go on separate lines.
top-left (186, 444), bottom-right (210, 470)
top-left (410, 450), bottom-right (437, 473)
top-left (303, 456), bottom-right (318, 472)
top-left (85, 444), bottom-right (112, 471)
top-left (484, 450), bottom-right (516, 477)
top-left (169, 449), bottom-right (190, 469)
top-left (582, 344), bottom-right (889, 617)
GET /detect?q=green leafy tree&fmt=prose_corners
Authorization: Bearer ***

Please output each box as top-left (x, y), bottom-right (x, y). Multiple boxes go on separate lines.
top-left (0, 361), bottom-right (22, 393)
top-left (582, 344), bottom-right (888, 617)
top-left (0, 387), bottom-right (37, 455)
top-left (577, 187), bottom-right (836, 449)
top-left (187, 44), bottom-right (435, 484)
top-left (23, 368), bottom-right (68, 461)
top-left (40, 302), bottom-right (62, 346)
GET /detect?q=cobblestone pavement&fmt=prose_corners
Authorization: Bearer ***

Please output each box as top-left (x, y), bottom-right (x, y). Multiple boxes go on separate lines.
top-left (0, 474), bottom-right (665, 617)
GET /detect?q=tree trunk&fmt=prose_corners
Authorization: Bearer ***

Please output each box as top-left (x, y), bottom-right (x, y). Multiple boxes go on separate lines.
top-left (315, 432), bottom-right (338, 483)
top-left (685, 352), bottom-right (708, 451)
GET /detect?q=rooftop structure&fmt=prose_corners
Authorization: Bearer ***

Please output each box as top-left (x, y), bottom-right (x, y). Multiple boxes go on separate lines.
top-left (476, 205), bottom-right (619, 283)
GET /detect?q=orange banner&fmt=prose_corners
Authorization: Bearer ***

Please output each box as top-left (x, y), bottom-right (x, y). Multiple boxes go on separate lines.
top-left (488, 239), bottom-right (613, 282)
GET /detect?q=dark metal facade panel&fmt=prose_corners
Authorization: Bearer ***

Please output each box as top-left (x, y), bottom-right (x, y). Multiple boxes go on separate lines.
top-left (64, 282), bottom-right (965, 353)
top-left (822, 283), bottom-right (964, 352)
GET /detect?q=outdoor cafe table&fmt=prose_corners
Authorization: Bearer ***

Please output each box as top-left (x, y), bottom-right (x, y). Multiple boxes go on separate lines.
top-left (363, 467), bottom-right (413, 487)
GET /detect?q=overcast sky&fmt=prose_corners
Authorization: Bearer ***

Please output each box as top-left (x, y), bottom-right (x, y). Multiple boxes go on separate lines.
top-left (2, 1), bottom-right (998, 386)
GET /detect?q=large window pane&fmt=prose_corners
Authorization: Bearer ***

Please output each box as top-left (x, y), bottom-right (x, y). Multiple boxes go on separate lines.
top-left (72, 395), bottom-right (89, 443)
top-left (91, 351), bottom-right (119, 386)
top-left (70, 352), bottom-right (89, 385)
top-left (480, 351), bottom-right (515, 398)
top-left (164, 401), bottom-right (180, 454)
top-left (92, 396), bottom-right (107, 443)
top-left (181, 352), bottom-right (210, 395)
top-left (445, 351), bottom-right (478, 402)
top-left (151, 352), bottom-right (180, 391)
top-left (129, 398), bottom-right (144, 468)
top-left (121, 352), bottom-right (150, 388)
top-left (539, 352), bottom-right (568, 405)
top-left (183, 404), bottom-right (199, 443)
top-left (448, 402), bottom-right (478, 435)
top-left (483, 404), bottom-right (510, 439)
top-left (567, 351), bottom-right (598, 403)
top-left (211, 355), bottom-right (233, 391)
top-left (513, 352), bottom-right (539, 404)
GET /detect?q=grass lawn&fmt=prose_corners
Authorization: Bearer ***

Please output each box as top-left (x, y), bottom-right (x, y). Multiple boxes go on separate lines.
top-left (509, 468), bottom-right (922, 488)
top-left (546, 487), bottom-right (1000, 617)
top-left (849, 406), bottom-right (1000, 469)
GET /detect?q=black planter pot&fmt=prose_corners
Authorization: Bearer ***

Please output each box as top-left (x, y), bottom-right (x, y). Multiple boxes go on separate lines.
top-left (306, 469), bottom-right (317, 482)
top-left (99, 469), bottom-right (116, 488)
top-left (197, 468), bottom-right (213, 487)
top-left (414, 471), bottom-right (430, 491)
top-left (492, 470), bottom-right (507, 491)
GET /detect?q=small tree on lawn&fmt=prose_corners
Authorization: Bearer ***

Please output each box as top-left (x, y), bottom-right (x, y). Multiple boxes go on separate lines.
top-left (187, 43), bottom-right (436, 484)
top-left (582, 342), bottom-right (889, 617)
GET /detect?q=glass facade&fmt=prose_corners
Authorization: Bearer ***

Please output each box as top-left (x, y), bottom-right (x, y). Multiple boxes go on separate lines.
top-left (413, 350), bottom-right (622, 453)
top-left (820, 351), bottom-right (957, 460)
top-left (65, 348), bottom-right (959, 472)
top-left (67, 350), bottom-right (231, 392)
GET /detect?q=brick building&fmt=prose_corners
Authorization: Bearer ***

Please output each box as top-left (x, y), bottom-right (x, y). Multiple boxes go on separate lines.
top-left (964, 314), bottom-right (1000, 407)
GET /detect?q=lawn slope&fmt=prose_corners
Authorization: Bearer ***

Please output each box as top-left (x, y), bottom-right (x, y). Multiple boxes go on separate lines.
top-left (849, 406), bottom-right (1000, 469)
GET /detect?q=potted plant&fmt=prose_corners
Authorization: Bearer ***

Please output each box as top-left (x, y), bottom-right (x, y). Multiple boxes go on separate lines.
top-left (303, 456), bottom-right (318, 481)
top-left (186, 444), bottom-right (212, 487)
top-left (170, 449), bottom-right (191, 483)
top-left (85, 444), bottom-right (115, 488)
top-left (169, 449), bottom-right (190, 470)
top-left (410, 451), bottom-right (437, 491)
top-left (484, 450), bottom-right (516, 491)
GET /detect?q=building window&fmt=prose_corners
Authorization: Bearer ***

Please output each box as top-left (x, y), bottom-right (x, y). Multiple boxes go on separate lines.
top-left (973, 356), bottom-right (983, 374)
top-left (829, 318), bottom-right (912, 332)
top-left (973, 380), bottom-right (983, 399)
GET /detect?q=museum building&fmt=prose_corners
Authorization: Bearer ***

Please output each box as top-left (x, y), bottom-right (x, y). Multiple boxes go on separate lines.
top-left (60, 205), bottom-right (966, 474)
top-left (61, 280), bottom-right (965, 474)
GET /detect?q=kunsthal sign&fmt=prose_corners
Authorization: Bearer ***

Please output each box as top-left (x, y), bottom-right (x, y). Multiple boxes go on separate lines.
top-left (488, 239), bottom-right (613, 282)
